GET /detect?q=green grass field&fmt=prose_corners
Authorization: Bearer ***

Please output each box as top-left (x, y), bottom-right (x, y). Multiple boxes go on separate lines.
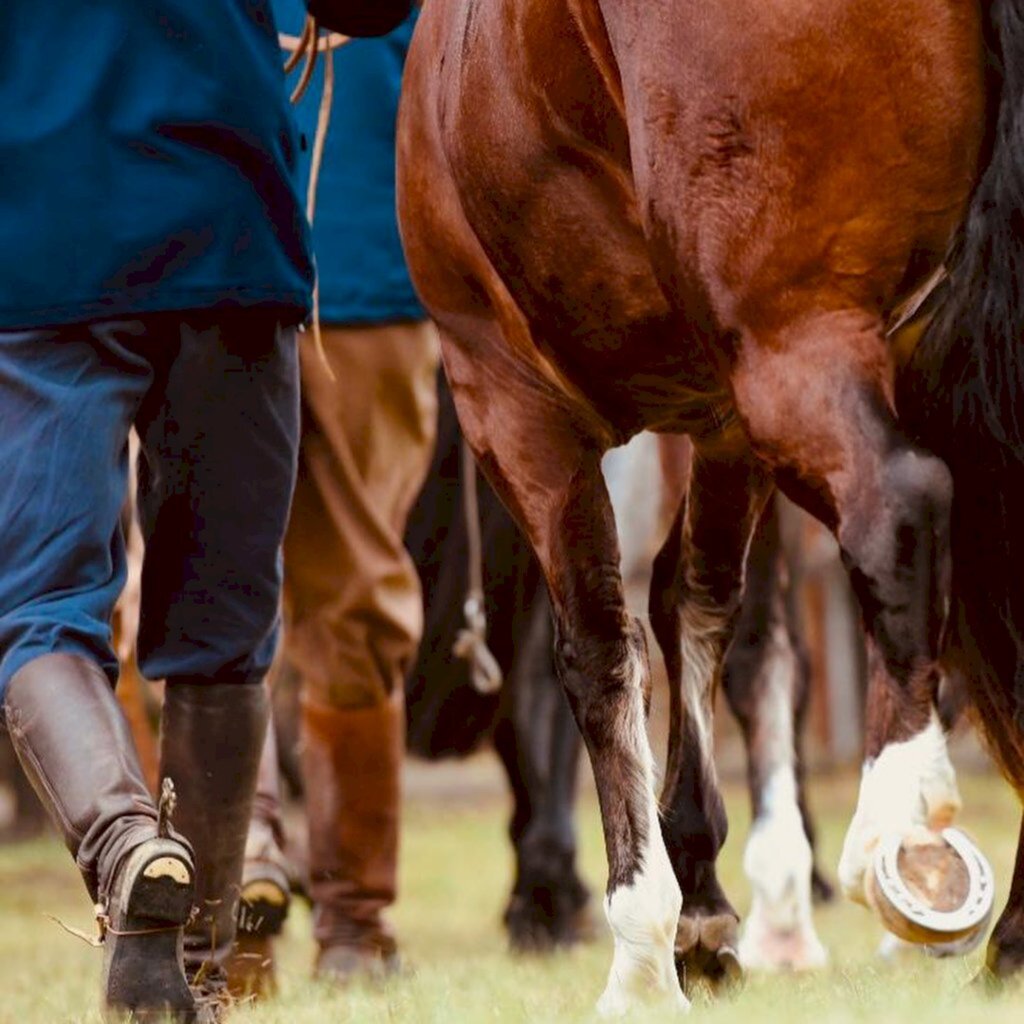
top-left (1, 768), bottom-right (1021, 1024)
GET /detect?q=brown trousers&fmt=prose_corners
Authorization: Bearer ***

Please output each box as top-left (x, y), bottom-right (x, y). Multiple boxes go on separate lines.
top-left (283, 321), bottom-right (440, 710)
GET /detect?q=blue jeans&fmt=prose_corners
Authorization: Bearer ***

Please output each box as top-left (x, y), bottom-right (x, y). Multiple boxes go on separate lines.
top-left (0, 311), bottom-right (300, 697)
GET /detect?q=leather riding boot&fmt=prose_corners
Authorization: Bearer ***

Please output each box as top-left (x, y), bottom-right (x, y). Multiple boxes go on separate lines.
top-left (159, 680), bottom-right (269, 1015)
top-left (226, 718), bottom-right (290, 1000)
top-left (3, 654), bottom-right (196, 1020)
top-left (302, 688), bottom-right (403, 982)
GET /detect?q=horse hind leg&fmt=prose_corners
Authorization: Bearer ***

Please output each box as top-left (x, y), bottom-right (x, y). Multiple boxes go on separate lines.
top-left (650, 438), bottom-right (772, 993)
top-left (721, 496), bottom-right (827, 972)
top-left (982, 810), bottom-right (1024, 983)
top-left (444, 334), bottom-right (686, 1015)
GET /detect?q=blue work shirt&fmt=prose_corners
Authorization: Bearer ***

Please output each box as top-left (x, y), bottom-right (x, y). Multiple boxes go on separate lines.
top-left (275, 0), bottom-right (423, 325)
top-left (0, 2), bottom-right (314, 330)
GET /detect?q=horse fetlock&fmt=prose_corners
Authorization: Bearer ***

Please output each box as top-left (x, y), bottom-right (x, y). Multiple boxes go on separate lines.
top-left (840, 712), bottom-right (960, 902)
top-left (598, 836), bottom-right (685, 1013)
top-left (742, 770), bottom-right (812, 923)
top-left (739, 784), bottom-right (826, 971)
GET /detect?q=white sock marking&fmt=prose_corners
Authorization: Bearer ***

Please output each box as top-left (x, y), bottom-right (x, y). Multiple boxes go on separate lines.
top-left (597, 647), bottom-right (689, 1017)
top-left (838, 710), bottom-right (961, 905)
top-left (738, 627), bottom-right (826, 969)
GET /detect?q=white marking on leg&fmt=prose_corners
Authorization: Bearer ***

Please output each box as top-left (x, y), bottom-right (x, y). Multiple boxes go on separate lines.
top-left (740, 767), bottom-right (827, 970)
top-left (679, 603), bottom-right (725, 773)
top-left (738, 627), bottom-right (827, 970)
top-left (597, 648), bottom-right (689, 1017)
top-left (838, 710), bottom-right (960, 905)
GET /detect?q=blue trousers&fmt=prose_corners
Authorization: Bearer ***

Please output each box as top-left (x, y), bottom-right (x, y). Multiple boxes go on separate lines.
top-left (0, 311), bottom-right (300, 698)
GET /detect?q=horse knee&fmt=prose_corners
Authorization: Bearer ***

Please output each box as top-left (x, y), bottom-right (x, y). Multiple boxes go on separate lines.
top-left (842, 448), bottom-right (953, 679)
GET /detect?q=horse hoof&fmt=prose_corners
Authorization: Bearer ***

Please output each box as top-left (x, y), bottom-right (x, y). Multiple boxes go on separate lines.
top-left (738, 923), bottom-right (828, 972)
top-left (505, 883), bottom-right (595, 953)
top-left (675, 913), bottom-right (745, 995)
top-left (866, 827), bottom-right (994, 947)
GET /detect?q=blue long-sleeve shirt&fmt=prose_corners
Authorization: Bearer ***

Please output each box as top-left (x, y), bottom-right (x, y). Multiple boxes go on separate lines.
top-left (0, 2), bottom-right (314, 330)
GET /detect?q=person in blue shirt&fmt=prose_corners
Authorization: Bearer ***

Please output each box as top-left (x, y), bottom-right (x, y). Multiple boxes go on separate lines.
top-left (0, 1), bottom-right (409, 1019)
top-left (227, 5), bottom-right (439, 994)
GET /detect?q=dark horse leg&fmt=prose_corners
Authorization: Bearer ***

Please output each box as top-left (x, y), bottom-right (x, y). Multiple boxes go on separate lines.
top-left (494, 596), bottom-right (592, 951)
top-left (720, 495), bottom-right (828, 971)
top-left (985, 811), bottom-right (1024, 981)
top-left (650, 438), bottom-right (772, 989)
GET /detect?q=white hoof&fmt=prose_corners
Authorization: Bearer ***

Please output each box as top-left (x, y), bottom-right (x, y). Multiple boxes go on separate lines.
top-left (597, 979), bottom-right (691, 1017)
top-left (739, 925), bottom-right (828, 972)
top-left (741, 770), bottom-right (826, 972)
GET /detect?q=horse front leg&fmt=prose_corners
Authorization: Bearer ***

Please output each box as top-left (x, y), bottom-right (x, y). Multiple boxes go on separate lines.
top-left (445, 342), bottom-right (686, 1016)
top-left (650, 438), bottom-right (772, 993)
top-left (721, 496), bottom-right (828, 972)
top-left (731, 312), bottom-right (989, 949)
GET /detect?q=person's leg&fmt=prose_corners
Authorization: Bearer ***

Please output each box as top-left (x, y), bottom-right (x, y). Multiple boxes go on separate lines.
top-left (227, 700), bottom-right (291, 999)
top-left (284, 320), bottom-right (439, 980)
top-left (134, 310), bottom-right (300, 1006)
top-left (0, 321), bottom-right (195, 1020)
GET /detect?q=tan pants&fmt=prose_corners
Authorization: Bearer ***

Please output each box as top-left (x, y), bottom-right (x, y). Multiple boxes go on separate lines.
top-left (282, 322), bottom-right (440, 710)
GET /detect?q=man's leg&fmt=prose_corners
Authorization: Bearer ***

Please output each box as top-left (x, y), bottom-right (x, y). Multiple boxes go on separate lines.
top-left (134, 311), bottom-right (300, 1009)
top-left (284, 320), bottom-right (439, 981)
top-left (227, 699), bottom-right (292, 998)
top-left (0, 322), bottom-right (196, 1020)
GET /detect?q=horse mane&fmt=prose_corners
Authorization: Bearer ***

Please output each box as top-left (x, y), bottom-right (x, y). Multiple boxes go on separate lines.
top-left (899, 0), bottom-right (1024, 776)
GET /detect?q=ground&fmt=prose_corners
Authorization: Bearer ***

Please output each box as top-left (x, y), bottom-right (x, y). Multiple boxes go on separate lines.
top-left (0, 765), bottom-right (1021, 1024)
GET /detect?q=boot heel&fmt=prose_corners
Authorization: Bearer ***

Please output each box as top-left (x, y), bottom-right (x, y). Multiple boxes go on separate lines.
top-left (102, 840), bottom-right (197, 1022)
top-left (238, 870), bottom-right (290, 938)
top-left (127, 854), bottom-right (195, 925)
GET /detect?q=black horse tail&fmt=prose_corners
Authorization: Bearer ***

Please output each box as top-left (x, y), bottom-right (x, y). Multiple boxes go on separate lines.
top-left (899, 0), bottom-right (1024, 769)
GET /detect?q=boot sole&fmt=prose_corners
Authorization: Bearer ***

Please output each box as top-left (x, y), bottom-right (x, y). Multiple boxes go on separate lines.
top-left (237, 873), bottom-right (290, 938)
top-left (104, 848), bottom-right (197, 1023)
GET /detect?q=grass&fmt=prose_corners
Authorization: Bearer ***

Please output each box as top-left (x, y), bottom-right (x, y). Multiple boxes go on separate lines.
top-left (0, 767), bottom-right (1021, 1024)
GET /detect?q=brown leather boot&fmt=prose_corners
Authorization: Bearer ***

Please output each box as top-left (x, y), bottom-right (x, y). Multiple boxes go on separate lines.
top-left (159, 680), bottom-right (269, 1018)
top-left (226, 719), bottom-right (290, 1000)
top-left (3, 654), bottom-right (196, 1021)
top-left (302, 688), bottom-right (403, 982)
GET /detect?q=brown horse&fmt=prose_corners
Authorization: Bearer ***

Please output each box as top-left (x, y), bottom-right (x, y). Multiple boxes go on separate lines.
top-left (397, 0), bottom-right (1020, 1011)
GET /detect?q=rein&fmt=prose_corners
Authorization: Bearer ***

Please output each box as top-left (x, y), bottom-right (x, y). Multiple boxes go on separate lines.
top-left (280, 17), bottom-right (351, 370)
top-left (453, 438), bottom-right (503, 695)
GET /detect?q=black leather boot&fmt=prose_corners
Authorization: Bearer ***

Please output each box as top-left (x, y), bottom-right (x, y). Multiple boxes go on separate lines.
top-left (226, 718), bottom-right (291, 1000)
top-left (159, 680), bottom-right (269, 1018)
top-left (3, 654), bottom-right (196, 1021)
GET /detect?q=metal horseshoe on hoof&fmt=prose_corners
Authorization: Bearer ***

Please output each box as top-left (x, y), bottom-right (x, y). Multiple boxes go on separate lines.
top-left (868, 827), bottom-right (994, 947)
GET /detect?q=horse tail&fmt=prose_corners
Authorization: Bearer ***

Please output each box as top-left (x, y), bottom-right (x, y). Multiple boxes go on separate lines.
top-left (899, 0), bottom-right (1024, 756)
